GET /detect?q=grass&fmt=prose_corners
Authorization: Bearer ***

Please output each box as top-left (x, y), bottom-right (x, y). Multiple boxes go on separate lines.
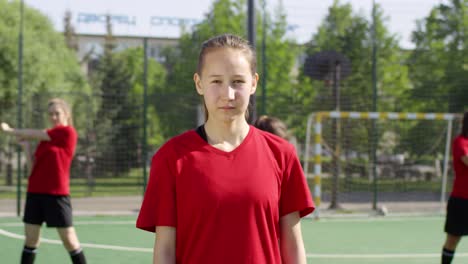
top-left (1, 215), bottom-right (467, 263)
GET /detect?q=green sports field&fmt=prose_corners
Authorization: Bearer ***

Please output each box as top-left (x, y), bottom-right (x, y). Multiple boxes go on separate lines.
top-left (0, 215), bottom-right (467, 263)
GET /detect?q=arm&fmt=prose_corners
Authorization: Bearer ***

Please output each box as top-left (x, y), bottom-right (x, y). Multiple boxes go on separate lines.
top-left (153, 226), bottom-right (176, 264)
top-left (461, 155), bottom-right (468, 166)
top-left (279, 211), bottom-right (307, 264)
top-left (1, 122), bottom-right (49, 141)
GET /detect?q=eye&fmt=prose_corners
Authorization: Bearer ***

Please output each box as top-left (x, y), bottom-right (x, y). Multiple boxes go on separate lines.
top-left (233, 80), bottom-right (245, 84)
top-left (211, 80), bottom-right (221, 84)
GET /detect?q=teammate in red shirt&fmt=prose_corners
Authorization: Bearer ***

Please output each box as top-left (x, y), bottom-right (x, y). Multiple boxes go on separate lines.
top-left (137, 34), bottom-right (314, 264)
top-left (441, 111), bottom-right (468, 264)
top-left (1, 98), bottom-right (87, 264)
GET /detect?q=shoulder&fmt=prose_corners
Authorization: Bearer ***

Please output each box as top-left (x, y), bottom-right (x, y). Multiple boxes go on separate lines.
top-left (49, 125), bottom-right (75, 133)
top-left (252, 126), bottom-right (295, 154)
top-left (454, 135), bottom-right (468, 145)
top-left (47, 125), bottom-right (77, 138)
top-left (251, 127), bottom-right (297, 170)
top-left (164, 129), bottom-right (200, 150)
top-left (151, 129), bottom-right (200, 161)
top-left (456, 135), bottom-right (468, 151)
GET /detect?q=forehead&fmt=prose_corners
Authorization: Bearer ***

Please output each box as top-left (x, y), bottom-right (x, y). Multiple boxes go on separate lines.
top-left (48, 104), bottom-right (64, 113)
top-left (201, 48), bottom-right (252, 75)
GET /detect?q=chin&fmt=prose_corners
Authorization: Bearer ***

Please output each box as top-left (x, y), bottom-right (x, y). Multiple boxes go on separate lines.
top-left (222, 115), bottom-right (244, 124)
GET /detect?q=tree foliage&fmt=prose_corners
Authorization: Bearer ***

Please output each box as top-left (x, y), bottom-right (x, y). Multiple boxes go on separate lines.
top-left (398, 0), bottom-right (468, 157)
top-left (409, 0), bottom-right (468, 112)
top-left (298, 0), bottom-right (412, 159)
top-left (89, 16), bottom-right (167, 176)
top-left (304, 0), bottom-right (410, 113)
top-left (0, 0), bottom-right (87, 163)
top-left (0, 0), bottom-right (87, 122)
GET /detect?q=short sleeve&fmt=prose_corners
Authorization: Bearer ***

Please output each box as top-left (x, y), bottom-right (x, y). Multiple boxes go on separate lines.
top-left (460, 138), bottom-right (468, 156)
top-left (279, 145), bottom-right (315, 218)
top-left (46, 126), bottom-right (77, 154)
top-left (47, 126), bottom-right (71, 147)
top-left (454, 137), bottom-right (468, 158)
top-left (136, 146), bottom-right (177, 232)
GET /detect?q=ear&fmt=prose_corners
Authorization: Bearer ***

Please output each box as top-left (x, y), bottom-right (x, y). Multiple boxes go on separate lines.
top-left (250, 73), bottom-right (259, 95)
top-left (194, 73), bottom-right (203, 95)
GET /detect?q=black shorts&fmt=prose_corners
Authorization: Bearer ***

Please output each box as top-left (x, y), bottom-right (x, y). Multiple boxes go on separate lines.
top-left (444, 196), bottom-right (468, 236)
top-left (23, 193), bottom-right (73, 228)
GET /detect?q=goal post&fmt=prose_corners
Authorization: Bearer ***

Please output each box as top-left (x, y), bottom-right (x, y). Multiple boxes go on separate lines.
top-left (304, 111), bottom-right (459, 216)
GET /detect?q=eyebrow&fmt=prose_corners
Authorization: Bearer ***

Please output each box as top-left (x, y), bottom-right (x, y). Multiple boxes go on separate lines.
top-left (207, 74), bottom-right (247, 78)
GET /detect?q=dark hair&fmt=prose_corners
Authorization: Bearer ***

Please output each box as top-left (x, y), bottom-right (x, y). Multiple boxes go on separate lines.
top-left (254, 115), bottom-right (290, 140)
top-left (462, 111), bottom-right (468, 138)
top-left (196, 34), bottom-right (257, 121)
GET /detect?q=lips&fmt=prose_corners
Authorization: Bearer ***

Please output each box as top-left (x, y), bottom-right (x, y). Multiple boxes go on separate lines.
top-left (219, 106), bottom-right (235, 110)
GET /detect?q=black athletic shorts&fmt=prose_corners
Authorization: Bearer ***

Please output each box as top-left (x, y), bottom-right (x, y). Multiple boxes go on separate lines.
top-left (23, 193), bottom-right (73, 228)
top-left (444, 196), bottom-right (468, 236)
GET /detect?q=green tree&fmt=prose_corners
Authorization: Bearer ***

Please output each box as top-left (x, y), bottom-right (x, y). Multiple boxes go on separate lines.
top-left (0, 0), bottom-right (87, 122)
top-left (304, 0), bottom-right (409, 113)
top-left (117, 47), bottom-right (166, 148)
top-left (90, 15), bottom-right (134, 177)
top-left (63, 10), bottom-right (78, 52)
top-left (409, 0), bottom-right (468, 113)
top-left (90, 16), bottom-right (167, 177)
top-left (297, 1), bottom-right (411, 146)
top-left (399, 0), bottom-right (468, 158)
top-left (296, 1), bottom-right (415, 190)
top-left (0, 0), bottom-right (87, 170)
top-left (260, 0), bottom-right (301, 125)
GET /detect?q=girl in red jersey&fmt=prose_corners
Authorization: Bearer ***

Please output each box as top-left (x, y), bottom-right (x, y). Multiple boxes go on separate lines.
top-left (137, 34), bottom-right (314, 264)
top-left (441, 111), bottom-right (468, 264)
top-left (1, 98), bottom-right (86, 264)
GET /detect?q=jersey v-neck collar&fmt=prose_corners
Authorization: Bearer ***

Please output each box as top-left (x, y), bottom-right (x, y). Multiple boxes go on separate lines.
top-left (193, 125), bottom-right (254, 157)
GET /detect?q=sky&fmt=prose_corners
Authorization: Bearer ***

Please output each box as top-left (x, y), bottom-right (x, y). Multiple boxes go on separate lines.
top-left (24, 0), bottom-right (448, 48)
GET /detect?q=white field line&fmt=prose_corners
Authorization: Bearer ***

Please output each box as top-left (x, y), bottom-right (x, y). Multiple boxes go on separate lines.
top-left (0, 229), bottom-right (151, 252)
top-left (313, 216), bottom-right (442, 223)
top-left (306, 253), bottom-right (468, 258)
top-left (0, 220), bottom-right (136, 227)
top-left (0, 216), bottom-right (443, 227)
top-left (2, 219), bottom-right (468, 259)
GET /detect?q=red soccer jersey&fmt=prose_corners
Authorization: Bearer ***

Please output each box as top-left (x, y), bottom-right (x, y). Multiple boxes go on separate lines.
top-left (27, 125), bottom-right (77, 195)
top-left (451, 135), bottom-right (468, 199)
top-left (137, 126), bottom-right (314, 264)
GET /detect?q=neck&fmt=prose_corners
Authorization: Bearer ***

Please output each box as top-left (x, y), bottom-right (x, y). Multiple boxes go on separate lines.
top-left (204, 119), bottom-right (250, 145)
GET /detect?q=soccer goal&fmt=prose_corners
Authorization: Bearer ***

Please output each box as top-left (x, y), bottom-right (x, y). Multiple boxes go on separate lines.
top-left (303, 111), bottom-right (460, 216)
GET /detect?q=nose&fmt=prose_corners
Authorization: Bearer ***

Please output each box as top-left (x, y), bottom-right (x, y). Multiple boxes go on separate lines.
top-left (222, 85), bottom-right (235, 100)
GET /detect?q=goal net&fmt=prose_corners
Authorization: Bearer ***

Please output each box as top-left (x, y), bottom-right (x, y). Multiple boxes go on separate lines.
top-left (304, 111), bottom-right (462, 216)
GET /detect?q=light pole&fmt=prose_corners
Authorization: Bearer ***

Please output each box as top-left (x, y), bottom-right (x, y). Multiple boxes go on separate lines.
top-left (371, 0), bottom-right (379, 210)
top-left (247, 0), bottom-right (257, 123)
top-left (16, 0), bottom-right (25, 217)
top-left (261, 0), bottom-right (267, 115)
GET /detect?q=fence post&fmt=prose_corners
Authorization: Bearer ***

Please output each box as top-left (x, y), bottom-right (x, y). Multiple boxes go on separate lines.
top-left (142, 38), bottom-right (149, 194)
